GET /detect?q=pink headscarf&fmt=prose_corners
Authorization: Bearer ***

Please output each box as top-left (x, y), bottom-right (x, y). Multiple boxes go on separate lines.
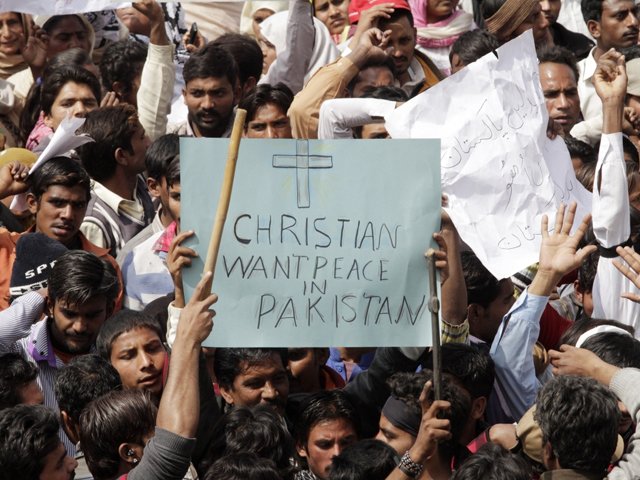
top-left (408, 0), bottom-right (473, 48)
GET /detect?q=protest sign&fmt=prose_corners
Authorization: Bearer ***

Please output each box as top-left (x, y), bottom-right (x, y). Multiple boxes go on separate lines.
top-left (4, 0), bottom-right (242, 16)
top-left (385, 30), bottom-right (591, 280)
top-left (180, 138), bottom-right (441, 347)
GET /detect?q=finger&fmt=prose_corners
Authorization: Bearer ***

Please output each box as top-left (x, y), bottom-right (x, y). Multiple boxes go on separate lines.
top-left (573, 244), bottom-right (597, 265)
top-left (170, 230), bottom-right (195, 249)
top-left (190, 271), bottom-right (213, 304)
top-left (171, 246), bottom-right (198, 259)
top-left (553, 203), bottom-right (566, 234)
top-left (621, 293), bottom-right (640, 303)
top-left (426, 399), bottom-right (451, 420)
top-left (560, 202), bottom-right (577, 236)
top-left (558, 344), bottom-right (573, 352)
top-left (432, 232), bottom-right (447, 251)
top-left (418, 380), bottom-right (432, 413)
top-left (568, 213), bottom-right (592, 247)
top-left (541, 213), bottom-right (549, 239)
top-left (620, 246), bottom-right (640, 273)
top-left (199, 292), bottom-right (219, 310)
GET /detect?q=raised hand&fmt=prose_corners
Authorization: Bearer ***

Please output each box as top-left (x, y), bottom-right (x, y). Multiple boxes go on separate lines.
top-left (167, 230), bottom-right (198, 308)
top-left (408, 381), bottom-right (452, 464)
top-left (176, 271), bottom-right (217, 345)
top-left (613, 245), bottom-right (640, 303)
top-left (0, 161), bottom-right (29, 199)
top-left (549, 344), bottom-right (619, 386)
top-left (351, 4), bottom-right (394, 47)
top-left (594, 49), bottom-right (627, 104)
top-left (133, 0), bottom-right (169, 46)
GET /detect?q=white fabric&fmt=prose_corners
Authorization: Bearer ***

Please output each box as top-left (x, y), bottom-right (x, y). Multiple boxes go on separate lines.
top-left (557, 0), bottom-right (593, 40)
top-left (591, 134), bottom-right (640, 336)
top-left (261, 9), bottom-right (339, 85)
top-left (570, 47), bottom-right (602, 145)
top-left (575, 325), bottom-right (633, 348)
top-left (137, 43), bottom-right (175, 142)
top-left (318, 98), bottom-right (397, 139)
top-left (239, 0), bottom-right (288, 35)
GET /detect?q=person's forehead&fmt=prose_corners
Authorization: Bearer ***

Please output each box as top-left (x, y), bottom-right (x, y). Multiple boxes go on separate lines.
top-left (42, 184), bottom-right (87, 200)
top-left (381, 16), bottom-right (414, 35)
top-left (187, 76), bottom-right (233, 90)
top-left (48, 15), bottom-right (85, 34)
top-left (56, 294), bottom-right (107, 313)
top-left (358, 66), bottom-right (394, 84)
top-left (252, 102), bottom-right (288, 122)
top-left (310, 418), bottom-right (356, 437)
top-left (56, 81), bottom-right (95, 99)
top-left (603, 0), bottom-right (636, 15)
top-left (238, 355), bottom-right (285, 376)
top-left (113, 326), bottom-right (162, 349)
top-left (0, 12), bottom-right (20, 22)
top-left (539, 62), bottom-right (577, 83)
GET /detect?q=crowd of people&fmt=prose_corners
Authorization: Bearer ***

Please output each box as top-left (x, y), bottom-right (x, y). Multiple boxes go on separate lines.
top-left (1, 0), bottom-right (640, 479)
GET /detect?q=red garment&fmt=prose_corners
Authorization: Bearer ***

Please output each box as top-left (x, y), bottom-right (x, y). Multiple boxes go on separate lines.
top-left (537, 303), bottom-right (572, 351)
top-left (320, 365), bottom-right (346, 390)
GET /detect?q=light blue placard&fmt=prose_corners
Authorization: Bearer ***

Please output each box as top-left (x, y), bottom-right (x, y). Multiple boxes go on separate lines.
top-left (180, 138), bottom-right (441, 347)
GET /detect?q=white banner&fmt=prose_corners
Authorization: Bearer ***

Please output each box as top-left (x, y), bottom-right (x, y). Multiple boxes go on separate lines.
top-left (385, 30), bottom-right (592, 280)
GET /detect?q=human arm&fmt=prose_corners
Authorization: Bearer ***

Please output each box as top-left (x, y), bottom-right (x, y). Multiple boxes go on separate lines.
top-left (0, 291), bottom-right (45, 352)
top-left (317, 97), bottom-right (397, 139)
top-left (491, 203), bottom-right (595, 420)
top-left (288, 28), bottom-right (390, 139)
top-left (260, 0), bottom-right (315, 95)
top-left (134, 0), bottom-right (176, 141)
top-left (437, 210), bottom-right (467, 329)
top-left (386, 381), bottom-right (452, 480)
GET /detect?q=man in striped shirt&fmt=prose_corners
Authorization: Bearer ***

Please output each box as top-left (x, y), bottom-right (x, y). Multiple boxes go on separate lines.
top-left (0, 250), bottom-right (120, 457)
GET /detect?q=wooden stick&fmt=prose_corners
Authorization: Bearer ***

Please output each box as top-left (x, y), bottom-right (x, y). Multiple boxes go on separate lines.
top-left (425, 248), bottom-right (442, 401)
top-left (200, 108), bottom-right (247, 299)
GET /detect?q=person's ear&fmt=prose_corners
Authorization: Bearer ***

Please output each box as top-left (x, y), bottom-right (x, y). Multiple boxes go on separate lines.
top-left (296, 442), bottom-right (308, 458)
top-left (543, 441), bottom-right (557, 470)
top-left (118, 442), bottom-right (143, 466)
top-left (115, 146), bottom-right (130, 167)
top-left (413, 27), bottom-right (417, 46)
top-left (60, 411), bottom-right (79, 444)
top-left (587, 19), bottom-right (601, 40)
top-left (147, 177), bottom-right (161, 198)
top-left (242, 77), bottom-right (258, 99)
top-left (573, 279), bottom-right (584, 303)
top-left (26, 192), bottom-right (38, 215)
top-left (470, 396), bottom-right (487, 420)
top-left (182, 87), bottom-right (188, 103)
top-left (450, 53), bottom-right (464, 73)
top-left (219, 385), bottom-right (236, 406)
top-left (42, 111), bottom-right (53, 129)
top-left (45, 297), bottom-right (54, 319)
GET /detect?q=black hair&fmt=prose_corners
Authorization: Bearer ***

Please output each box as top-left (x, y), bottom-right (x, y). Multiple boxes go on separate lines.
top-left (576, 250), bottom-right (599, 295)
top-left (199, 405), bottom-right (295, 476)
top-left (166, 154), bottom-right (181, 188)
top-left (537, 45), bottom-right (580, 83)
top-left (96, 309), bottom-right (164, 360)
top-left (293, 389), bottom-right (360, 448)
top-left (535, 375), bottom-right (619, 473)
top-left (54, 354), bottom-right (122, 422)
top-left (20, 48), bottom-right (95, 140)
top-left (203, 453), bottom-right (282, 480)
top-left (575, 160), bottom-right (597, 191)
top-left (347, 56), bottom-right (397, 96)
top-left (99, 39), bottom-right (147, 95)
top-left (48, 250), bottom-right (119, 308)
top-left (183, 43), bottom-right (239, 87)
top-left (449, 30), bottom-right (500, 67)
top-left (0, 404), bottom-right (61, 480)
top-left (452, 443), bottom-right (532, 480)
top-left (29, 156), bottom-right (92, 202)
top-left (211, 33), bottom-right (263, 88)
top-left (239, 83), bottom-right (294, 126)
top-left (422, 343), bottom-right (495, 400)
top-left (559, 318), bottom-right (635, 347)
top-left (329, 439), bottom-right (398, 480)
top-left (379, 8), bottom-right (414, 30)
top-left (565, 136), bottom-right (596, 165)
top-left (0, 353), bottom-right (38, 410)
top-left (352, 86), bottom-right (408, 138)
top-left (461, 250), bottom-right (503, 307)
top-left (385, 369), bottom-right (471, 459)
top-left (214, 348), bottom-right (288, 390)
top-left (40, 64), bottom-right (101, 117)
top-left (76, 104), bottom-right (141, 182)
top-left (581, 0), bottom-right (604, 23)
top-left (145, 133), bottom-right (180, 181)
top-left (581, 332), bottom-right (640, 368)
top-left (79, 389), bottom-right (157, 480)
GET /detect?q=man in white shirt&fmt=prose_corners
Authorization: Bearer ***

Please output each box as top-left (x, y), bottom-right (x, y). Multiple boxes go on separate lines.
top-left (570, 0), bottom-right (639, 144)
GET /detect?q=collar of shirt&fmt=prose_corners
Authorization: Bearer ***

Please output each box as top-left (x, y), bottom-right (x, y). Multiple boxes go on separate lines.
top-left (92, 178), bottom-right (145, 221)
top-left (153, 221), bottom-right (177, 254)
top-left (28, 318), bottom-right (56, 368)
top-left (581, 47), bottom-right (598, 82)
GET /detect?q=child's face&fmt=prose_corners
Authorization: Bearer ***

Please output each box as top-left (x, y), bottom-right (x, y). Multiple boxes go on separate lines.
top-left (427, 0), bottom-right (460, 22)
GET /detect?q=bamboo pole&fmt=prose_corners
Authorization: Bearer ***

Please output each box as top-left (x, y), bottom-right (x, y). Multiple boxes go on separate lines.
top-left (425, 248), bottom-right (442, 401)
top-left (200, 108), bottom-right (247, 299)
